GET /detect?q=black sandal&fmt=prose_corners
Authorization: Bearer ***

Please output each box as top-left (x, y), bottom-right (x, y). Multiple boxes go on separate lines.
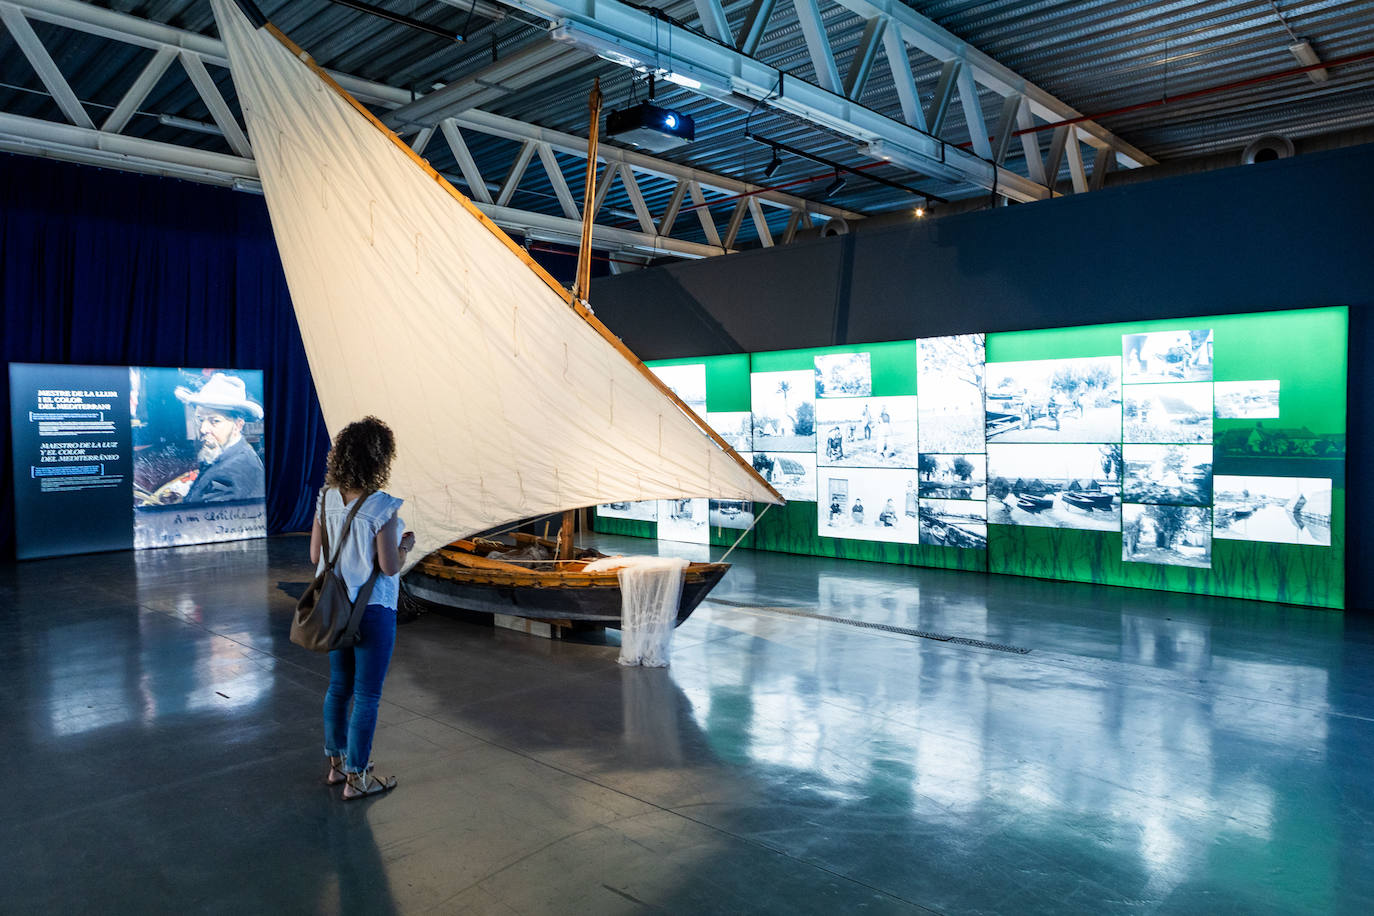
top-left (342, 768), bottom-right (397, 800)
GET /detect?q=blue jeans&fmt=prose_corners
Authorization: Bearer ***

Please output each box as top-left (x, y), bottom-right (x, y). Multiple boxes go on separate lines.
top-left (322, 605), bottom-right (396, 774)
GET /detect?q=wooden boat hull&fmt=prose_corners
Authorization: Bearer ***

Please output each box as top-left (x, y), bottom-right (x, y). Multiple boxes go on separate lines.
top-left (405, 536), bottom-right (728, 627)
top-left (404, 565), bottom-right (726, 626)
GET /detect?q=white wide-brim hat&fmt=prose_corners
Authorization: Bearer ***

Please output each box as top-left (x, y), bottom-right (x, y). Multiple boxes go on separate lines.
top-left (174, 372), bottom-right (264, 420)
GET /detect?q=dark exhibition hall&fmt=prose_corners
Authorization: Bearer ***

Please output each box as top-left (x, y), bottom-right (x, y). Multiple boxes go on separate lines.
top-left (3, 1), bottom-right (1373, 913)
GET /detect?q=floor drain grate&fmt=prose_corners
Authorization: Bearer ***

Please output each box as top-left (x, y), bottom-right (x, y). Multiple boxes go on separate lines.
top-left (705, 598), bottom-right (1031, 654)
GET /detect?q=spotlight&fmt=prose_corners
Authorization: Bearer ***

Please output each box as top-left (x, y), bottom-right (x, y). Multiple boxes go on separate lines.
top-left (914, 206), bottom-right (925, 218)
top-left (763, 150), bottom-right (781, 178)
top-left (823, 171), bottom-right (846, 198)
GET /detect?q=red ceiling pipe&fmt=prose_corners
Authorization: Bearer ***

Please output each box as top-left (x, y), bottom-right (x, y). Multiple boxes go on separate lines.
top-left (960, 48), bottom-right (1374, 148)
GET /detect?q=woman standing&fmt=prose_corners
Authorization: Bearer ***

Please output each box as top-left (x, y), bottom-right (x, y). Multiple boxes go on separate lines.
top-left (311, 416), bottom-right (415, 799)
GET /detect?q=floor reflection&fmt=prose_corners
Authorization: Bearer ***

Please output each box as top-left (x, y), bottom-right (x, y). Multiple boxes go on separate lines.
top-left (627, 530), bottom-right (1353, 912)
top-left (4, 532), bottom-right (1369, 913)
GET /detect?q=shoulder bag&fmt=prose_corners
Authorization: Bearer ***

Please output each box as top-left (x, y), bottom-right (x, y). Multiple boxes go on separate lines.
top-left (291, 488), bottom-right (382, 652)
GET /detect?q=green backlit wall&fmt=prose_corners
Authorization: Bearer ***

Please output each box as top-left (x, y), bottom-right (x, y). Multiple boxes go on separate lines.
top-left (594, 307), bottom-right (1346, 609)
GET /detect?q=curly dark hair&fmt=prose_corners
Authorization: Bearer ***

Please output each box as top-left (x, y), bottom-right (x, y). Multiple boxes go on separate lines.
top-left (324, 416), bottom-right (396, 493)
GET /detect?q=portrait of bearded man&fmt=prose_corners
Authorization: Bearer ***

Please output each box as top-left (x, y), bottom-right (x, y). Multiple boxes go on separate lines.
top-left (174, 372), bottom-right (266, 503)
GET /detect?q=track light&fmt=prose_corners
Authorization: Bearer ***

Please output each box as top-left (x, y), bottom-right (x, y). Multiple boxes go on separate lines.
top-left (763, 150), bottom-right (781, 178)
top-left (823, 171), bottom-right (846, 198)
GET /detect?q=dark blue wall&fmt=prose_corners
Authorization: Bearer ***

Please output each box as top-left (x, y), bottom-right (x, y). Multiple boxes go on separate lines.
top-left (590, 143), bottom-right (1374, 610)
top-left (0, 152), bottom-right (595, 559)
top-left (1, 153), bottom-right (331, 555)
top-left (4, 145), bottom-right (1371, 606)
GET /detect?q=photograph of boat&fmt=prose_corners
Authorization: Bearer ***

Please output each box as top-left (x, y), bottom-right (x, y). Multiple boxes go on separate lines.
top-left (1060, 491), bottom-right (1114, 511)
top-left (918, 499), bottom-right (987, 549)
top-left (1214, 475), bottom-right (1332, 546)
top-left (213, 1), bottom-right (783, 631)
top-left (987, 443), bottom-right (1122, 530)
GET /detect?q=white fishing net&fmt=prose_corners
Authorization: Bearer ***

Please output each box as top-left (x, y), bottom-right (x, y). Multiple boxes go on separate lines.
top-left (585, 556), bottom-right (689, 667)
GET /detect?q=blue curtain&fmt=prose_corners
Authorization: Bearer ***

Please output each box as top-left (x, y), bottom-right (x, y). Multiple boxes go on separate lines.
top-left (1, 153), bottom-right (330, 556)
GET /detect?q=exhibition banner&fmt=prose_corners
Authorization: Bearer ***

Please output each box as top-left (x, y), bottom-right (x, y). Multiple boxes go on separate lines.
top-left (9, 364), bottom-right (135, 559)
top-left (600, 307), bottom-right (1346, 608)
top-left (9, 364), bottom-right (268, 559)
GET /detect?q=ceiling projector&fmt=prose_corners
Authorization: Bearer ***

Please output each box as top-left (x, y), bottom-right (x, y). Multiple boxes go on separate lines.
top-left (605, 101), bottom-right (695, 152)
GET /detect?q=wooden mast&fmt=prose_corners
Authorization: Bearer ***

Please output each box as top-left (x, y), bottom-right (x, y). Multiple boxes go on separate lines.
top-left (572, 77), bottom-right (602, 305)
top-left (558, 78), bottom-right (604, 562)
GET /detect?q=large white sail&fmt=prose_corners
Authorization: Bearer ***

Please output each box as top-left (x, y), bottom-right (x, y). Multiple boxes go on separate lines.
top-left (211, 0), bottom-right (781, 567)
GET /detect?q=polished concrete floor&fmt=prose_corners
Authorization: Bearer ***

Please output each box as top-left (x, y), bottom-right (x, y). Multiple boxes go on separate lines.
top-left (4, 533), bottom-right (1373, 914)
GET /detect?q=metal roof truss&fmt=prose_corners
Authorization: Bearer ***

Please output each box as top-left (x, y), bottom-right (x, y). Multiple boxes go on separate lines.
top-left (508, 0), bottom-right (1156, 201)
top-left (0, 0), bottom-right (858, 259)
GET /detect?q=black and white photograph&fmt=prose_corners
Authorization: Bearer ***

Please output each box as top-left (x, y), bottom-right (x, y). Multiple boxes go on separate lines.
top-left (649, 363), bottom-right (707, 412)
top-left (813, 351), bottom-right (872, 398)
top-left (750, 370), bottom-right (816, 452)
top-left (984, 356), bottom-right (1122, 443)
top-left (1123, 382), bottom-right (1212, 443)
top-left (918, 499), bottom-right (987, 549)
top-left (1122, 328), bottom-right (1213, 383)
top-left (1123, 504), bottom-right (1213, 567)
top-left (1214, 422), bottom-right (1343, 459)
top-left (816, 396), bottom-right (918, 467)
top-left (987, 443), bottom-right (1122, 530)
top-left (917, 334), bottom-right (986, 454)
top-left (818, 467), bottom-right (921, 544)
top-left (917, 453), bottom-right (987, 500)
top-left (1123, 444), bottom-right (1213, 506)
top-left (1215, 380), bottom-right (1280, 419)
top-left (706, 411), bottom-right (752, 451)
top-left (657, 497), bottom-right (709, 544)
top-left (750, 450), bottom-right (817, 502)
top-left (1214, 475), bottom-right (1332, 546)
top-left (597, 500), bottom-right (658, 522)
top-left (709, 499), bottom-right (756, 530)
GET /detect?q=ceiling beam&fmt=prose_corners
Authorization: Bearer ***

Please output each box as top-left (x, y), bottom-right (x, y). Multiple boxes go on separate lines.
top-left (829, 0), bottom-right (1155, 168)
top-left (2, 0), bottom-right (848, 257)
top-left (525, 0), bottom-right (1052, 201)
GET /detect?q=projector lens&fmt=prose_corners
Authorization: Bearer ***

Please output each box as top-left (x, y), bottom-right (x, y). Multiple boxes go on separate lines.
top-left (664, 114), bottom-right (677, 128)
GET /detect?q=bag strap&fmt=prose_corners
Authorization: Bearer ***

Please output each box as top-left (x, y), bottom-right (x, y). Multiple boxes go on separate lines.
top-left (320, 487), bottom-right (375, 571)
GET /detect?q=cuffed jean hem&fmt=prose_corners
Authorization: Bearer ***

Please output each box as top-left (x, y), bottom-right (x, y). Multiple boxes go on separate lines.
top-left (322, 604), bottom-right (397, 777)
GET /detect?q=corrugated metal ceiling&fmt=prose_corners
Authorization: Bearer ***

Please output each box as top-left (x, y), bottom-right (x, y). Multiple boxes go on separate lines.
top-left (2, 0), bottom-right (1371, 250)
